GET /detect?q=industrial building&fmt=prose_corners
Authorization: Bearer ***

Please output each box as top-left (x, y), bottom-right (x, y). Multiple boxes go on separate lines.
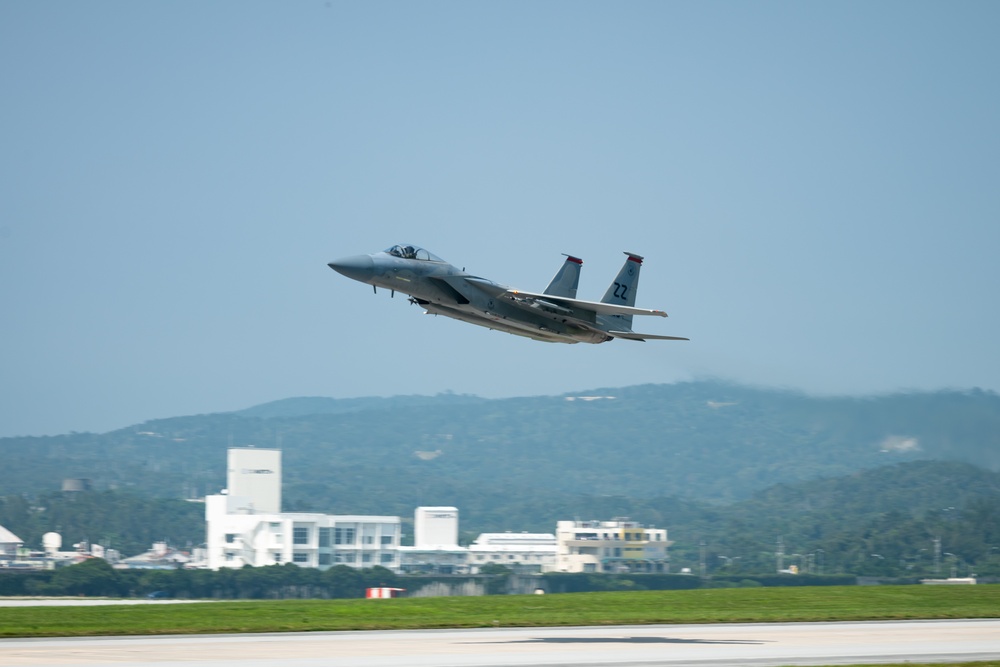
top-left (555, 519), bottom-right (671, 573)
top-left (205, 448), bottom-right (401, 571)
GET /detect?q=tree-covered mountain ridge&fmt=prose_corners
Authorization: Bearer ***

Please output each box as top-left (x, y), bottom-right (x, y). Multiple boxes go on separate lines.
top-left (2, 460), bottom-right (998, 577)
top-left (1, 381), bottom-right (998, 513)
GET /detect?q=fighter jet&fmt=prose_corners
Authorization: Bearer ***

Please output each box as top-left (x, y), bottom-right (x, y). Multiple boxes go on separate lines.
top-left (327, 245), bottom-right (688, 344)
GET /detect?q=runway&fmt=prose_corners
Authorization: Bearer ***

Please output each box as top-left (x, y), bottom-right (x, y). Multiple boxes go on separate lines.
top-left (2, 619), bottom-right (999, 667)
top-left (0, 599), bottom-right (206, 607)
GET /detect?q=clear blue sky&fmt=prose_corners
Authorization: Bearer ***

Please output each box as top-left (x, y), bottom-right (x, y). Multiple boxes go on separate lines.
top-left (2, 1), bottom-right (998, 437)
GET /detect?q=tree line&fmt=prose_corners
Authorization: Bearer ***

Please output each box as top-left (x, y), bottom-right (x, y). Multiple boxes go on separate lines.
top-left (0, 559), bottom-right (860, 600)
top-left (0, 491), bottom-right (204, 557)
top-left (0, 559), bottom-right (402, 599)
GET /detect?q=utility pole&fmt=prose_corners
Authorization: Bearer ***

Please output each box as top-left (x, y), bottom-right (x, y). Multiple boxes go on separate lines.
top-left (776, 536), bottom-right (785, 574)
top-left (944, 552), bottom-right (958, 579)
top-left (933, 537), bottom-right (941, 576)
top-left (699, 540), bottom-right (707, 578)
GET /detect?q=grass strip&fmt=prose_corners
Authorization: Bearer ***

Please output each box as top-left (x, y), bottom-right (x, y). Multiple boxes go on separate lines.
top-left (826, 664), bottom-right (1000, 667)
top-left (1, 585), bottom-right (997, 638)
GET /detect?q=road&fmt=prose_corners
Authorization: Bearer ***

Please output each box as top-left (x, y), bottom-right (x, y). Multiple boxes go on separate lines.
top-left (2, 619), bottom-right (999, 667)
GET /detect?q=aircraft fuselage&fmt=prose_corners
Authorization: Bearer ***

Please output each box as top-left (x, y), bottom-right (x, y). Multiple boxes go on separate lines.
top-left (329, 251), bottom-right (610, 343)
top-left (328, 244), bottom-right (686, 344)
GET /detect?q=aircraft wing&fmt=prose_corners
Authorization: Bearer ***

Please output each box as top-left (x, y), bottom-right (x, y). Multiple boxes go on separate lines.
top-left (506, 290), bottom-right (669, 318)
top-left (607, 330), bottom-right (690, 342)
top-left (425, 277), bottom-right (471, 304)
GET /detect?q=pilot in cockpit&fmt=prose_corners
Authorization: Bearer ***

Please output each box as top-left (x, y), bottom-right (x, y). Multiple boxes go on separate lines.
top-left (386, 244), bottom-right (417, 259)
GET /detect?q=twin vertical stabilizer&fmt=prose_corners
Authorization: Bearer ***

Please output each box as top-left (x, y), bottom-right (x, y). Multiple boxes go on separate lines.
top-left (600, 252), bottom-right (644, 330)
top-left (543, 254), bottom-right (583, 299)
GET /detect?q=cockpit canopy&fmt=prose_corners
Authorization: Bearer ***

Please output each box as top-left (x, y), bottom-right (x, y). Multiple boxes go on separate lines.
top-left (384, 244), bottom-right (444, 262)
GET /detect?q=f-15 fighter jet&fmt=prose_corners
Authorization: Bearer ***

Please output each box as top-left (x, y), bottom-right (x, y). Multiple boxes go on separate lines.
top-left (328, 245), bottom-right (688, 344)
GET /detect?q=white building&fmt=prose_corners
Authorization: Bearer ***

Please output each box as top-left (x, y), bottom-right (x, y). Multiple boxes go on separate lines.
top-left (399, 508), bottom-right (556, 575)
top-left (205, 448), bottom-right (401, 571)
top-left (226, 448), bottom-right (281, 513)
top-left (116, 542), bottom-right (191, 570)
top-left (399, 507), bottom-right (467, 574)
top-left (414, 507), bottom-right (459, 548)
top-left (555, 519), bottom-right (671, 573)
top-left (467, 532), bottom-right (556, 573)
top-left (0, 525), bottom-right (23, 560)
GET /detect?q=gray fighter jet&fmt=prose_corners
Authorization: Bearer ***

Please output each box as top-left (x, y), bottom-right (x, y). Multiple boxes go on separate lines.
top-left (328, 245), bottom-right (688, 344)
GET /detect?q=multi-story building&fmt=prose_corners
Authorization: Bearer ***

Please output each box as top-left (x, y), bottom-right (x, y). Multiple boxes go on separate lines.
top-left (555, 519), bottom-right (671, 573)
top-left (398, 512), bottom-right (557, 574)
top-left (205, 448), bottom-right (401, 571)
top-left (205, 452), bottom-right (675, 577)
top-left (467, 532), bottom-right (556, 573)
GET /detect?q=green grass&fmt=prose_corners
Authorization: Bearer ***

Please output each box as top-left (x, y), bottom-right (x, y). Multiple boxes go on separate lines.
top-left (824, 664), bottom-right (1000, 667)
top-left (1, 585), bottom-right (998, 638)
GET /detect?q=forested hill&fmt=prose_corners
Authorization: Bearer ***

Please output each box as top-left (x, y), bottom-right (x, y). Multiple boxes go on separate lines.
top-left (1, 382), bottom-right (998, 516)
top-left (2, 460), bottom-right (998, 576)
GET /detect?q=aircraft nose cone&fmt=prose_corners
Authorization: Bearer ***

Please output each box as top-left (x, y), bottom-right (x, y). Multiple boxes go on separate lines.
top-left (328, 255), bottom-right (375, 283)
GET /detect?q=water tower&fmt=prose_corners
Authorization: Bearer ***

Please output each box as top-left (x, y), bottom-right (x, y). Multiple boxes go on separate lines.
top-left (42, 532), bottom-right (62, 556)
